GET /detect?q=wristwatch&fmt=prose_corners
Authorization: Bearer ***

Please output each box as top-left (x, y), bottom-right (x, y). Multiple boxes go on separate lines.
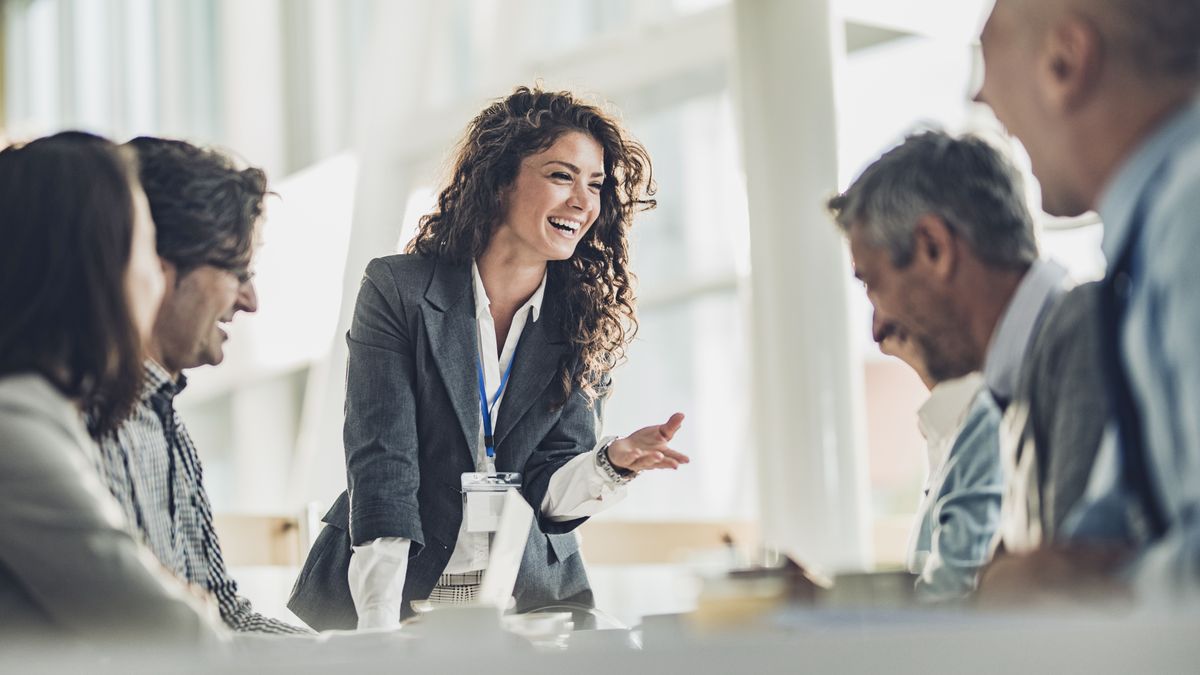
top-left (596, 437), bottom-right (637, 485)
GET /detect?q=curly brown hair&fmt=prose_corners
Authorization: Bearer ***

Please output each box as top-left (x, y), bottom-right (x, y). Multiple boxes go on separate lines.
top-left (126, 136), bottom-right (269, 280)
top-left (407, 86), bottom-right (655, 406)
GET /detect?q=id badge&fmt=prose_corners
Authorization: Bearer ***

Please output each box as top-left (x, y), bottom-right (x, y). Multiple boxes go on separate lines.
top-left (461, 472), bottom-right (522, 533)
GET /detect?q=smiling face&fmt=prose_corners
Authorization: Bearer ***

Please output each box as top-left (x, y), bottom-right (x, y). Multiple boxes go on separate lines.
top-left (150, 254), bottom-right (258, 376)
top-left (491, 130), bottom-right (605, 264)
top-left (849, 223), bottom-right (979, 384)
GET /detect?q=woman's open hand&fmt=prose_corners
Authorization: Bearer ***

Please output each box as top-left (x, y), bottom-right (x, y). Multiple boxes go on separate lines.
top-left (607, 412), bottom-right (689, 472)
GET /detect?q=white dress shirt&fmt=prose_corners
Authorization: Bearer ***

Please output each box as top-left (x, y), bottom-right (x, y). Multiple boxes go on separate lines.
top-left (906, 372), bottom-right (985, 571)
top-left (349, 262), bottom-right (628, 629)
top-left (905, 373), bottom-right (1005, 601)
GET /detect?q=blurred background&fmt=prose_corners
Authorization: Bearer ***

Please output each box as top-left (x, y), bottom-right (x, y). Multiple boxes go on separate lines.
top-left (1, 0), bottom-right (1105, 625)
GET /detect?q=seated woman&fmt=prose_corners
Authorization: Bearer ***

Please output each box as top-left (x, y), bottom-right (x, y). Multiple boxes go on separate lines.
top-left (290, 87), bottom-right (689, 630)
top-left (0, 132), bottom-right (223, 644)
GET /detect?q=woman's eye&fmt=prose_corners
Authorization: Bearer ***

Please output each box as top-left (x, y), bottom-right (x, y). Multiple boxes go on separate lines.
top-left (589, 183), bottom-right (603, 191)
top-left (551, 171), bottom-right (572, 181)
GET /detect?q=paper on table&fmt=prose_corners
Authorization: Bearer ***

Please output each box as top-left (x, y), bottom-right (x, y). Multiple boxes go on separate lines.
top-left (477, 488), bottom-right (533, 610)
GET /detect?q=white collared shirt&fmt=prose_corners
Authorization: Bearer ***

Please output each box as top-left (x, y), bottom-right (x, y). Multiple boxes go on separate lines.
top-left (983, 258), bottom-right (1070, 405)
top-left (916, 373), bottom-right (987, 495)
top-left (907, 372), bottom-right (986, 570)
top-left (905, 373), bottom-right (1005, 601)
top-left (348, 261), bottom-right (627, 629)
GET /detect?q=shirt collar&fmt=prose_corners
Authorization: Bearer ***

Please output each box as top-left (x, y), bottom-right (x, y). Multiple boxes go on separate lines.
top-left (983, 258), bottom-right (1069, 404)
top-left (470, 260), bottom-right (547, 323)
top-left (917, 372), bottom-right (984, 448)
top-left (141, 359), bottom-right (187, 402)
top-left (1099, 94), bottom-right (1200, 264)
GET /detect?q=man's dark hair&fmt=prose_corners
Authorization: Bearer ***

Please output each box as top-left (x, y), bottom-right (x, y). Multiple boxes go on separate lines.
top-left (126, 136), bottom-right (268, 279)
top-left (0, 131), bottom-right (146, 433)
top-left (828, 130), bottom-right (1038, 270)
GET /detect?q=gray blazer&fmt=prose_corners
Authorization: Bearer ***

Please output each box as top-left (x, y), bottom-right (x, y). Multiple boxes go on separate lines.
top-left (1007, 282), bottom-right (1108, 541)
top-left (288, 255), bottom-right (600, 630)
top-left (0, 374), bottom-right (221, 644)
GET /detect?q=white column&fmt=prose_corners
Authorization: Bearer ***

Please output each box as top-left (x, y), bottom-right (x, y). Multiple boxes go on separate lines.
top-left (216, 0), bottom-right (286, 177)
top-left (291, 0), bottom-right (437, 506)
top-left (732, 0), bottom-right (872, 572)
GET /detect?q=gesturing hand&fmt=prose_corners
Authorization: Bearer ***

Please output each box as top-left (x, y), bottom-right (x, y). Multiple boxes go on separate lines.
top-left (607, 412), bottom-right (689, 472)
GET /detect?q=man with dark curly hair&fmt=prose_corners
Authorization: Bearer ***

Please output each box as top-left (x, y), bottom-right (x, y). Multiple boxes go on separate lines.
top-left (95, 137), bottom-right (310, 635)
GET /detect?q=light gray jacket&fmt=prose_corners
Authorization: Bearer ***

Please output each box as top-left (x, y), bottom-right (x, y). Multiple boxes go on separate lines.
top-left (0, 373), bottom-right (222, 644)
top-left (1003, 283), bottom-right (1108, 544)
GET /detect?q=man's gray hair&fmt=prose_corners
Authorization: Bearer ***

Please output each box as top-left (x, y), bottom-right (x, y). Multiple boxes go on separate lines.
top-left (827, 130), bottom-right (1038, 270)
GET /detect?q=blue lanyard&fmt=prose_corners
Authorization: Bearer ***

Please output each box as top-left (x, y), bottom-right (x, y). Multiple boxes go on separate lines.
top-left (477, 336), bottom-right (521, 459)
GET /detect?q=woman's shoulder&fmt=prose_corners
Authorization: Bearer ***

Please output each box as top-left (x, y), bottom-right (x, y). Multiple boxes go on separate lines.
top-left (0, 373), bottom-right (77, 430)
top-left (365, 252), bottom-right (436, 277)
top-left (361, 253), bottom-right (438, 298)
top-left (0, 374), bottom-right (93, 482)
top-left (362, 253), bottom-right (470, 305)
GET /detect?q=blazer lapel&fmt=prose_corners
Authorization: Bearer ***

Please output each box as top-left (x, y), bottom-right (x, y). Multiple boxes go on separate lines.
top-left (422, 258), bottom-right (482, 461)
top-left (493, 296), bottom-right (568, 451)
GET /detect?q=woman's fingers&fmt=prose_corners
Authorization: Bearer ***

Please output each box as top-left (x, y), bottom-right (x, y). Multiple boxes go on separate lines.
top-left (657, 447), bottom-right (690, 464)
top-left (632, 449), bottom-right (688, 469)
top-left (610, 413), bottom-right (690, 472)
top-left (657, 412), bottom-right (685, 441)
top-left (627, 448), bottom-right (688, 471)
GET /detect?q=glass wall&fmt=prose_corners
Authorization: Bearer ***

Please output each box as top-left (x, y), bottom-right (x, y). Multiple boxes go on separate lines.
top-left (1, 0), bottom-right (1106, 577)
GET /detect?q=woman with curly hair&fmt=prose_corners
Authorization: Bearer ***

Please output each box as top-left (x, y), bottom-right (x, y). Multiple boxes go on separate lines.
top-left (290, 86), bottom-right (688, 630)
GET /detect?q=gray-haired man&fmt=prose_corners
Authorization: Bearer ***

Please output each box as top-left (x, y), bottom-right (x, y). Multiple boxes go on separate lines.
top-left (828, 130), bottom-right (1070, 599)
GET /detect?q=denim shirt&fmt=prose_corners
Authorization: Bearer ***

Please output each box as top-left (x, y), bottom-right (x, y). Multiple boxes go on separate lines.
top-left (1064, 95), bottom-right (1200, 605)
top-left (908, 386), bottom-right (1004, 602)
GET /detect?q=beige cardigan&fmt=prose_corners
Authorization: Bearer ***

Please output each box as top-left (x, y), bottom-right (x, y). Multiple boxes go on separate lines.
top-left (0, 373), bottom-right (223, 645)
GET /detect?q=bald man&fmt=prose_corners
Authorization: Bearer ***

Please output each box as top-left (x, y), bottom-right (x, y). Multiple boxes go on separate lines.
top-left (974, 0), bottom-right (1200, 607)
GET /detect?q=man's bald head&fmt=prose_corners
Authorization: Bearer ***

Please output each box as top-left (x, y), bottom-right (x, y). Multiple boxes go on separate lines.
top-left (1085, 0), bottom-right (1199, 81)
top-left (979, 0), bottom-right (1200, 215)
top-left (998, 0), bottom-right (1200, 82)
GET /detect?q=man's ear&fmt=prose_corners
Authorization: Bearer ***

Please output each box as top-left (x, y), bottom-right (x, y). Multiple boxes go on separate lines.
top-left (1040, 15), bottom-right (1102, 112)
top-left (911, 213), bottom-right (957, 282)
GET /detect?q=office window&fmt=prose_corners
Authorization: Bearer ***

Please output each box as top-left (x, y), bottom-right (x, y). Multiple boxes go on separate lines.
top-left (601, 91), bottom-right (755, 522)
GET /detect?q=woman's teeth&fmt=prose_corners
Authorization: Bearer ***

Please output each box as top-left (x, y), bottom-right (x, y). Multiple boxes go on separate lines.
top-left (548, 217), bottom-right (580, 234)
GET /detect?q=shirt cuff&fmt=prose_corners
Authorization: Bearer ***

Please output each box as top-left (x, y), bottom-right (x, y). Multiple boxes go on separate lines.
top-left (348, 537), bottom-right (410, 630)
top-left (541, 438), bottom-right (629, 520)
top-left (356, 605), bottom-right (402, 630)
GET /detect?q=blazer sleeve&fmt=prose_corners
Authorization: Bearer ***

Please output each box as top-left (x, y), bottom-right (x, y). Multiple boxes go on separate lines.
top-left (344, 258), bottom-right (425, 549)
top-left (521, 373), bottom-right (611, 535)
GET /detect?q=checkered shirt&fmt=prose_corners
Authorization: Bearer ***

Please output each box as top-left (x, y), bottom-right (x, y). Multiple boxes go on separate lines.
top-left (97, 361), bottom-right (310, 635)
